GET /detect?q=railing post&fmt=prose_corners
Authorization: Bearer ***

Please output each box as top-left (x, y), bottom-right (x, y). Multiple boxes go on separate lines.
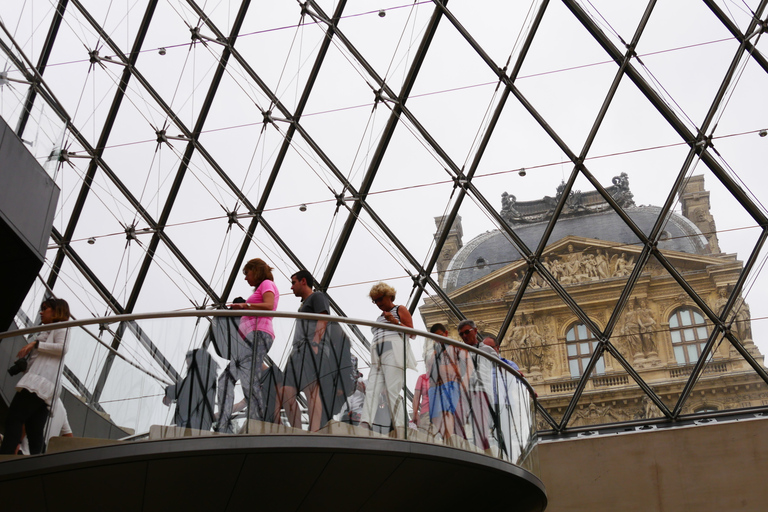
top-left (403, 331), bottom-right (408, 440)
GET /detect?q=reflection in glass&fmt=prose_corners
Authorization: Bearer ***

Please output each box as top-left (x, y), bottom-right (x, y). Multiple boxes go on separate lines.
top-left (1, 315), bottom-right (538, 470)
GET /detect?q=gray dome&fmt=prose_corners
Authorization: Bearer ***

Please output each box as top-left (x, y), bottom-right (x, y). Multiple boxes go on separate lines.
top-left (443, 207), bottom-right (708, 291)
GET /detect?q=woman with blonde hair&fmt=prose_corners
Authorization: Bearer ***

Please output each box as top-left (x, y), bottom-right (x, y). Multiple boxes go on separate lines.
top-left (1, 297), bottom-right (70, 454)
top-left (360, 282), bottom-right (416, 431)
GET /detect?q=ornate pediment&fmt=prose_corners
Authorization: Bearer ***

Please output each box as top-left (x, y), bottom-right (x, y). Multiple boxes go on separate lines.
top-left (443, 236), bottom-right (732, 305)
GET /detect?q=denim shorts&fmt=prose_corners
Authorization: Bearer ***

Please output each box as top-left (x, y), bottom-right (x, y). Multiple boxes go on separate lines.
top-left (428, 381), bottom-right (459, 418)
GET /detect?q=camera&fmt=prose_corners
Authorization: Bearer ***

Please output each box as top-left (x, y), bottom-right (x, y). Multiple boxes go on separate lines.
top-left (8, 357), bottom-right (28, 376)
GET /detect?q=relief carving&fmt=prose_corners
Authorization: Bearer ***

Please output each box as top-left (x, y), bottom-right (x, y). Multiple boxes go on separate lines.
top-left (572, 402), bottom-right (629, 426)
top-left (593, 248), bottom-right (610, 279)
top-left (610, 252), bottom-right (633, 277)
top-left (644, 259), bottom-right (664, 276)
top-left (551, 245), bottom-right (635, 285)
top-left (560, 244), bottom-right (588, 284)
top-left (501, 245), bottom-right (642, 292)
top-left (712, 286), bottom-right (729, 316)
top-left (734, 297), bottom-right (753, 342)
top-left (634, 396), bottom-right (658, 420)
top-left (507, 314), bottom-right (549, 374)
top-left (470, 280), bottom-right (507, 302)
top-left (712, 286), bottom-right (753, 342)
top-left (620, 298), bottom-right (658, 359)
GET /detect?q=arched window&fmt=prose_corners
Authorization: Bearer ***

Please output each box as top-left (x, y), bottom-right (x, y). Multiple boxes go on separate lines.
top-left (566, 323), bottom-right (604, 378)
top-left (669, 308), bottom-right (709, 365)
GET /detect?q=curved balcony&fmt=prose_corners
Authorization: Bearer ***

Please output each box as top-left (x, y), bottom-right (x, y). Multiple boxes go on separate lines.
top-left (0, 311), bottom-right (546, 511)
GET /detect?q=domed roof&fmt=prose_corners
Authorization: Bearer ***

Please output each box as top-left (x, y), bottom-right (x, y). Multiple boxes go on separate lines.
top-left (442, 206), bottom-right (709, 292)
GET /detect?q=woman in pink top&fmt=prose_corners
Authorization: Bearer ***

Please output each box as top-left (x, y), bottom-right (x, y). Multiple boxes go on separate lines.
top-left (229, 258), bottom-right (279, 421)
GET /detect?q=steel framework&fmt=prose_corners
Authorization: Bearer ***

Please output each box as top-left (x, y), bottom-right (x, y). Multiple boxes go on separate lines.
top-left (1, 0), bottom-right (767, 433)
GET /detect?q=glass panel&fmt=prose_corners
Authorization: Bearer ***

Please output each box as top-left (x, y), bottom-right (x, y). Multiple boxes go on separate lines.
top-left (4, 0), bottom-right (768, 464)
top-left (685, 328), bottom-right (768, 418)
top-left (687, 344), bottom-right (699, 362)
top-left (674, 346), bottom-right (686, 365)
top-left (2, 314), bottom-right (539, 468)
top-left (570, 359), bottom-right (581, 378)
top-left (569, 352), bottom-right (643, 428)
top-left (595, 358), bottom-right (605, 375)
top-left (567, 344), bottom-right (577, 357)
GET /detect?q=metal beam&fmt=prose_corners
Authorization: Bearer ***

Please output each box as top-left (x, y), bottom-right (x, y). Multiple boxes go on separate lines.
top-left (560, 0), bottom-right (768, 228)
top-left (48, 0), bottom-right (159, 293)
top-left (703, 0), bottom-right (768, 75)
top-left (15, 0), bottom-right (69, 139)
top-left (416, 0), bottom-right (551, 330)
top-left (314, 1), bottom-right (449, 294)
top-left (88, 0), bottom-right (250, 398)
top-left (187, 0), bottom-right (468, 320)
top-left (220, 0), bottom-right (349, 302)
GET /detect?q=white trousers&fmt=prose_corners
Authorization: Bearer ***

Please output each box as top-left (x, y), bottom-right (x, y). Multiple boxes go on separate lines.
top-left (361, 337), bottom-right (408, 429)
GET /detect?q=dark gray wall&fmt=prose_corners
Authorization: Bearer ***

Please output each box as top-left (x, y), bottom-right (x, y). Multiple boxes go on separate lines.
top-left (0, 116), bottom-right (59, 331)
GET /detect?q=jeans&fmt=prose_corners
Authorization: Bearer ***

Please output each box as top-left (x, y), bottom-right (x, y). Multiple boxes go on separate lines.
top-left (0, 389), bottom-right (49, 454)
top-left (216, 331), bottom-right (273, 432)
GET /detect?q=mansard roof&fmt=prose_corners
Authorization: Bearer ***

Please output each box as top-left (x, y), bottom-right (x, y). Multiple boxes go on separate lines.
top-left (443, 206), bottom-right (709, 292)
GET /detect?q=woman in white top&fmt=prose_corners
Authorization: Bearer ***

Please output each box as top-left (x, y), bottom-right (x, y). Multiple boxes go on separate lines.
top-left (0, 298), bottom-right (70, 454)
top-left (359, 283), bottom-right (416, 431)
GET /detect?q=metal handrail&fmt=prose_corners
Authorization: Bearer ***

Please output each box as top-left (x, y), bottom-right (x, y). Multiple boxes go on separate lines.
top-left (1, 309), bottom-right (537, 399)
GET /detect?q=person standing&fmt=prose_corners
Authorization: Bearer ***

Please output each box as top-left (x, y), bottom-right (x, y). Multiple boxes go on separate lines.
top-left (360, 282), bottom-right (417, 431)
top-left (412, 373), bottom-right (430, 429)
top-left (458, 319), bottom-right (495, 451)
top-left (216, 258), bottom-right (279, 431)
top-left (1, 298), bottom-right (70, 454)
top-left (483, 336), bottom-right (520, 459)
top-left (282, 270), bottom-right (329, 431)
top-left (424, 323), bottom-right (469, 439)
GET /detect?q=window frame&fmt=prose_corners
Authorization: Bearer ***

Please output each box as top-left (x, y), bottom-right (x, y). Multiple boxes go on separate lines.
top-left (565, 323), bottom-right (605, 378)
top-left (668, 307), bottom-right (710, 365)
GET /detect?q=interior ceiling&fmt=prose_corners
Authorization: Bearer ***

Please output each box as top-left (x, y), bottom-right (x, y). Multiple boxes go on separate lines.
top-left (1, 0), bottom-right (767, 433)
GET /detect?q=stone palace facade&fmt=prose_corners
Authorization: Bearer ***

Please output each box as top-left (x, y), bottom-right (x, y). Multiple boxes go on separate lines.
top-left (420, 175), bottom-right (765, 429)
